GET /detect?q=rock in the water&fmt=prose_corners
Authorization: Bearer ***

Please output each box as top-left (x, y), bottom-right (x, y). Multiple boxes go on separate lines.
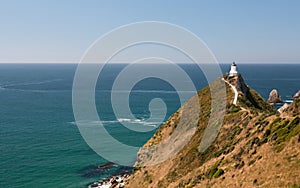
top-left (268, 89), bottom-right (282, 104)
top-left (293, 90), bottom-right (300, 98)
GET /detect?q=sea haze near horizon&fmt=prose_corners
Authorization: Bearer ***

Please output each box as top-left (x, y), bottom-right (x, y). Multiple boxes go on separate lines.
top-left (0, 63), bottom-right (299, 187)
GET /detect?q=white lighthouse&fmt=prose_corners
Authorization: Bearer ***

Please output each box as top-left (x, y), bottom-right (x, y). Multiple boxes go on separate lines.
top-left (229, 62), bottom-right (238, 77)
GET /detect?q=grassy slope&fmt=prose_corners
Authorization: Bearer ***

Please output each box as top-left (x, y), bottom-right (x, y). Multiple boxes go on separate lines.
top-left (126, 76), bottom-right (300, 188)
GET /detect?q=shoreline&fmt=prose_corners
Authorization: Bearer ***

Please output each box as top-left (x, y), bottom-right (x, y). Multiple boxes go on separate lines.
top-left (87, 163), bottom-right (133, 188)
top-left (88, 173), bottom-right (131, 188)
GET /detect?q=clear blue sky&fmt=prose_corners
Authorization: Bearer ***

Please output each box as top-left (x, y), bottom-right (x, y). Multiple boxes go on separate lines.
top-left (0, 0), bottom-right (299, 63)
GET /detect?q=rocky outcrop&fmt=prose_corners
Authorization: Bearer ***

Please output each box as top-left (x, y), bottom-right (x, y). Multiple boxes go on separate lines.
top-left (88, 173), bottom-right (130, 188)
top-left (268, 89), bottom-right (282, 104)
top-left (227, 74), bottom-right (276, 112)
top-left (293, 90), bottom-right (300, 99)
top-left (283, 98), bottom-right (300, 116)
top-left (278, 103), bottom-right (289, 113)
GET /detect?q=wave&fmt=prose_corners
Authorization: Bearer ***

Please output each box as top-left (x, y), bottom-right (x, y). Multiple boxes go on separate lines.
top-left (69, 118), bottom-right (160, 127)
top-left (283, 99), bottom-right (294, 103)
top-left (118, 118), bottom-right (159, 127)
top-left (0, 79), bottom-right (68, 93)
top-left (0, 87), bottom-right (70, 93)
top-left (1, 79), bottom-right (63, 87)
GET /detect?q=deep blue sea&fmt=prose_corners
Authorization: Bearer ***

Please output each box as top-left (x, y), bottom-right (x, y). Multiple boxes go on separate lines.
top-left (0, 63), bottom-right (299, 187)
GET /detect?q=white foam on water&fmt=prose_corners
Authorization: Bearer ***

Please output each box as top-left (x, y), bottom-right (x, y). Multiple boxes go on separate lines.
top-left (69, 118), bottom-right (161, 127)
top-left (2, 79), bottom-right (63, 87)
top-left (0, 79), bottom-right (69, 93)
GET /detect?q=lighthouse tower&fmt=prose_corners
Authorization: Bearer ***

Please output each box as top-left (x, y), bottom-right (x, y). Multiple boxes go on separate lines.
top-left (229, 62), bottom-right (238, 77)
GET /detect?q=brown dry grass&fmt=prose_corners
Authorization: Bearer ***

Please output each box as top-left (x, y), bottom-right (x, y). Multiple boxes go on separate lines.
top-left (125, 76), bottom-right (300, 188)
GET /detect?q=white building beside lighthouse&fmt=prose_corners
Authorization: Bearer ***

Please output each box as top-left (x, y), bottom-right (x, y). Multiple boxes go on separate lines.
top-left (229, 62), bottom-right (238, 77)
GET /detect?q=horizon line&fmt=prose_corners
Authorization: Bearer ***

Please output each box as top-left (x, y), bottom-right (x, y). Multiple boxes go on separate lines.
top-left (0, 61), bottom-right (299, 64)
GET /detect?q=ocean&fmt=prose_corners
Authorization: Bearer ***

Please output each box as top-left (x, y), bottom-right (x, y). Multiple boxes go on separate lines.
top-left (0, 63), bottom-right (299, 187)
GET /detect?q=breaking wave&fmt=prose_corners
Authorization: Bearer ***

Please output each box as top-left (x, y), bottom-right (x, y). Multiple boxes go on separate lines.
top-left (68, 118), bottom-right (160, 128)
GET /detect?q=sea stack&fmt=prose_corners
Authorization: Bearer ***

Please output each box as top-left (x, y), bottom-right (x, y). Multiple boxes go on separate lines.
top-left (293, 90), bottom-right (300, 98)
top-left (267, 89), bottom-right (282, 104)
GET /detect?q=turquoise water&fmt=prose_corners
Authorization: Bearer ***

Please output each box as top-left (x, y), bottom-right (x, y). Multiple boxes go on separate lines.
top-left (0, 63), bottom-right (299, 187)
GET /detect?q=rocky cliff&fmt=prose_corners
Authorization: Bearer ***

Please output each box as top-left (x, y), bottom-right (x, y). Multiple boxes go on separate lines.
top-left (125, 75), bottom-right (300, 188)
top-left (281, 98), bottom-right (300, 117)
top-left (294, 90), bottom-right (300, 99)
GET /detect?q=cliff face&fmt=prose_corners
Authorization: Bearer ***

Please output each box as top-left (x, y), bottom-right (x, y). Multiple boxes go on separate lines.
top-left (282, 99), bottom-right (300, 117)
top-left (125, 75), bottom-right (300, 188)
top-left (294, 90), bottom-right (300, 99)
top-left (228, 74), bottom-right (276, 113)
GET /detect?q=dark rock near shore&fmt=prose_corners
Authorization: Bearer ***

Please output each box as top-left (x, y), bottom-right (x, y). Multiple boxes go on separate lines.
top-left (78, 163), bottom-right (117, 178)
top-left (98, 162), bottom-right (115, 169)
top-left (87, 173), bottom-right (131, 188)
top-left (268, 89), bottom-right (282, 104)
top-left (86, 165), bottom-right (133, 188)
